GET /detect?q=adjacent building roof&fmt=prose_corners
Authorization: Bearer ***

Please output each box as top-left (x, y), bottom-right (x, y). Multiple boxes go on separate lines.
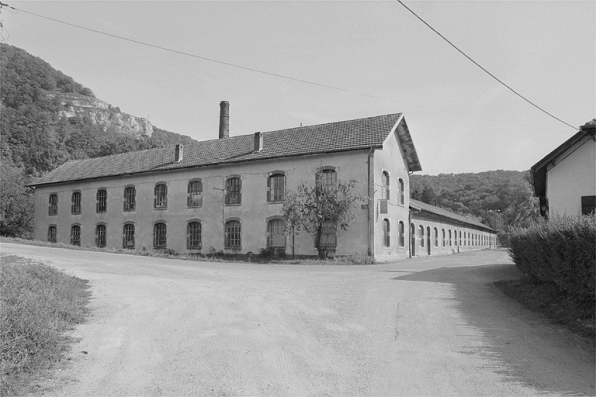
top-left (410, 199), bottom-right (496, 232)
top-left (30, 113), bottom-right (421, 187)
top-left (531, 120), bottom-right (596, 197)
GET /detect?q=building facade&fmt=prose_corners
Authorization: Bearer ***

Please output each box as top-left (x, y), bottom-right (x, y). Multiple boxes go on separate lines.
top-left (531, 120), bottom-right (596, 217)
top-left (30, 104), bottom-right (497, 261)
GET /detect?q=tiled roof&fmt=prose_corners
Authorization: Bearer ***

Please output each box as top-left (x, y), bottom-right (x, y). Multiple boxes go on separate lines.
top-left (410, 199), bottom-right (496, 232)
top-left (30, 113), bottom-right (420, 186)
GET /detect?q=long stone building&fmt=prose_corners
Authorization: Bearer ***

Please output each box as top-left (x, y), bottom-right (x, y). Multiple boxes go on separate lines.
top-left (29, 102), bottom-right (496, 261)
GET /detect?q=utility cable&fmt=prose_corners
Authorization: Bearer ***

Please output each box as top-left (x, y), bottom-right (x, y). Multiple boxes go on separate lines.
top-left (1, 2), bottom-right (579, 132)
top-left (396, 0), bottom-right (578, 130)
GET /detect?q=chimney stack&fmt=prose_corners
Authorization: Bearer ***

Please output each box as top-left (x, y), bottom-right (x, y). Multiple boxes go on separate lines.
top-left (219, 101), bottom-right (229, 139)
top-left (175, 144), bottom-right (183, 162)
top-left (253, 132), bottom-right (263, 152)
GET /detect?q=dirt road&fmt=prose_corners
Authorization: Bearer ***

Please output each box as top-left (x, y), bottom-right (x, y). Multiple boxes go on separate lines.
top-left (2, 243), bottom-right (594, 396)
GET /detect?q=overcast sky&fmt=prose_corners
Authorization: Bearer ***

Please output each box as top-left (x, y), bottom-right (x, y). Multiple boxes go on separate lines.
top-left (3, 1), bottom-right (594, 175)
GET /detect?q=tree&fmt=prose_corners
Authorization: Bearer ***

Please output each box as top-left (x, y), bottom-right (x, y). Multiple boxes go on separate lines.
top-left (282, 171), bottom-right (366, 259)
top-left (0, 163), bottom-right (34, 237)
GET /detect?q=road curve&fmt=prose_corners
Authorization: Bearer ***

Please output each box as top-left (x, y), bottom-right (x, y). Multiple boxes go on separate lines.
top-left (2, 243), bottom-right (594, 396)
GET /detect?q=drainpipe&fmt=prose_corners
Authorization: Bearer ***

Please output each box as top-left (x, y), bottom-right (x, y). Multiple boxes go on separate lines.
top-left (367, 148), bottom-right (375, 257)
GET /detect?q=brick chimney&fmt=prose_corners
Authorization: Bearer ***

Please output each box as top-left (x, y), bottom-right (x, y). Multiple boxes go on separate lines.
top-left (253, 132), bottom-right (263, 152)
top-left (219, 101), bottom-right (229, 139)
top-left (175, 144), bottom-right (183, 162)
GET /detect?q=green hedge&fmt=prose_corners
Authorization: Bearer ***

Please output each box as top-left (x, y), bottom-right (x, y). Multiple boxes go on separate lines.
top-left (509, 215), bottom-right (595, 301)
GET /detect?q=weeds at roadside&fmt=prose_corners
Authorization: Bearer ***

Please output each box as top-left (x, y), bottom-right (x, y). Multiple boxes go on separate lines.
top-left (0, 255), bottom-right (91, 396)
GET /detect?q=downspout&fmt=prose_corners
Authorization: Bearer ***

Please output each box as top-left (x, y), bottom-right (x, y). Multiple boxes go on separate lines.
top-left (367, 148), bottom-right (375, 257)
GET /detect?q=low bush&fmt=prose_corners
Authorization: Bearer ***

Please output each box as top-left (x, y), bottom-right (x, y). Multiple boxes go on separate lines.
top-left (0, 255), bottom-right (91, 396)
top-left (509, 215), bottom-right (595, 302)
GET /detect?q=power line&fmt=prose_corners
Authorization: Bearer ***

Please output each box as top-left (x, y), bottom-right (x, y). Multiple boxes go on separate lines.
top-left (395, 0), bottom-right (578, 130)
top-left (2, 2), bottom-right (579, 133)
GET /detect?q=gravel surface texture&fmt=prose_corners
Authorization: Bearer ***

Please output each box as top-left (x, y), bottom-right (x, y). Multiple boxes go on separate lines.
top-left (2, 243), bottom-right (594, 396)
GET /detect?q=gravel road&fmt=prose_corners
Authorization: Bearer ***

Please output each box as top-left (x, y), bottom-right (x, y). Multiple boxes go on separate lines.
top-left (2, 243), bottom-right (594, 396)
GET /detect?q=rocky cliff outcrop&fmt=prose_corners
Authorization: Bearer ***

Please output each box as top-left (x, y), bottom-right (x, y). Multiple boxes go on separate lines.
top-left (47, 93), bottom-right (153, 137)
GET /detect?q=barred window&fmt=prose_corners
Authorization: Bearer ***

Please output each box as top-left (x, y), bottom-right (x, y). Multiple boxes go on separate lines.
top-left (48, 226), bottom-right (57, 243)
top-left (187, 180), bottom-right (203, 207)
top-left (268, 174), bottom-right (285, 202)
top-left (49, 194), bottom-right (58, 216)
top-left (419, 225), bottom-right (425, 247)
top-left (154, 184), bottom-right (167, 209)
top-left (154, 222), bottom-right (167, 248)
top-left (124, 186), bottom-right (136, 211)
top-left (319, 220), bottom-right (337, 248)
top-left (70, 225), bottom-right (81, 246)
top-left (226, 177), bottom-right (241, 205)
top-left (318, 169), bottom-right (337, 188)
top-left (187, 221), bottom-right (202, 248)
top-left (96, 224), bottom-right (106, 248)
top-left (267, 219), bottom-right (286, 248)
top-left (71, 192), bottom-right (81, 214)
top-left (96, 189), bottom-right (107, 213)
top-left (123, 224), bottom-right (135, 249)
top-left (225, 220), bottom-right (241, 248)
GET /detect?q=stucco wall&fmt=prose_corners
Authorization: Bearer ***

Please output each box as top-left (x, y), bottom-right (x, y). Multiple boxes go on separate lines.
top-left (410, 212), bottom-right (496, 257)
top-left (34, 151), bottom-right (372, 257)
top-left (546, 136), bottom-right (596, 216)
top-left (373, 126), bottom-right (412, 262)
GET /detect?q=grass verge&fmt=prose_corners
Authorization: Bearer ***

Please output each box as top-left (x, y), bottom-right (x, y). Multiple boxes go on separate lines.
top-left (0, 255), bottom-right (91, 396)
top-left (495, 278), bottom-right (595, 340)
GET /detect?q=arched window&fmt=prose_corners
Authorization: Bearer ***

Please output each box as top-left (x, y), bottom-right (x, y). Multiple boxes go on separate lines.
top-left (71, 192), bottom-right (81, 214)
top-left (399, 221), bottom-right (405, 247)
top-left (399, 178), bottom-right (405, 205)
top-left (267, 219), bottom-right (286, 247)
top-left (382, 171), bottom-right (390, 200)
top-left (49, 194), bottom-right (58, 216)
top-left (318, 167), bottom-right (337, 188)
top-left (383, 219), bottom-right (391, 248)
top-left (124, 186), bottom-right (136, 211)
top-left (419, 225), bottom-right (425, 247)
top-left (96, 189), bottom-right (107, 213)
top-left (70, 225), bottom-right (81, 246)
top-left (442, 229), bottom-right (445, 247)
top-left (225, 220), bottom-right (241, 248)
top-left (225, 177), bottom-right (241, 205)
top-left (95, 224), bottom-right (106, 248)
top-left (187, 180), bottom-right (203, 207)
top-left (154, 184), bottom-right (167, 209)
top-left (187, 221), bottom-right (202, 248)
top-left (153, 222), bottom-right (167, 248)
top-left (123, 223), bottom-right (135, 249)
top-left (268, 173), bottom-right (285, 202)
top-left (48, 226), bottom-right (57, 243)
top-left (434, 227), bottom-right (438, 247)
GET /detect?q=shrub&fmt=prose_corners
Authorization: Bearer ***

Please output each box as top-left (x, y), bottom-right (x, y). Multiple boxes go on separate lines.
top-left (509, 215), bottom-right (595, 302)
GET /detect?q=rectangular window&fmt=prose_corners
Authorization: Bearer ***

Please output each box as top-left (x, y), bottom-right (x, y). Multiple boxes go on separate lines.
top-left (225, 220), bottom-right (241, 248)
top-left (154, 223), bottom-right (167, 248)
top-left (47, 226), bottom-right (57, 243)
top-left (96, 224), bottom-right (106, 248)
top-left (268, 174), bottom-right (285, 202)
top-left (267, 219), bottom-right (286, 247)
top-left (319, 220), bottom-right (337, 248)
top-left (187, 222), bottom-right (202, 248)
top-left (96, 189), bottom-right (107, 213)
top-left (226, 177), bottom-right (241, 205)
top-left (49, 194), bottom-right (58, 216)
top-left (581, 196), bottom-right (596, 215)
top-left (187, 181), bottom-right (203, 207)
top-left (154, 184), bottom-right (167, 209)
top-left (123, 224), bottom-right (135, 249)
top-left (124, 186), bottom-right (136, 211)
top-left (70, 225), bottom-right (81, 246)
top-left (71, 192), bottom-right (81, 214)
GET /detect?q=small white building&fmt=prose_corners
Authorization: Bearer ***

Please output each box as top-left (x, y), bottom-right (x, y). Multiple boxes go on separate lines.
top-left (531, 120), bottom-right (596, 217)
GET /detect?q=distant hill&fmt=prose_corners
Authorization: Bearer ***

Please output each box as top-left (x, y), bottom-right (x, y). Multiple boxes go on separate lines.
top-left (410, 170), bottom-right (539, 230)
top-left (0, 43), bottom-right (197, 174)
